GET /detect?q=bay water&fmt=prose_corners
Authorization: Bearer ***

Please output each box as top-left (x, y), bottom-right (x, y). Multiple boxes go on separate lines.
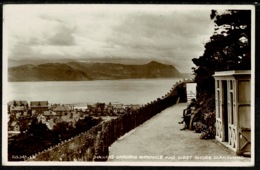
top-left (6, 78), bottom-right (182, 106)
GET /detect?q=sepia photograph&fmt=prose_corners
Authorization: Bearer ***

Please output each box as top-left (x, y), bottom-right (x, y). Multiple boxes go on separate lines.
top-left (2, 4), bottom-right (255, 166)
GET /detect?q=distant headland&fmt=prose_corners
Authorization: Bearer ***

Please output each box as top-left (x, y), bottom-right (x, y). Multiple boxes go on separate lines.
top-left (8, 61), bottom-right (186, 82)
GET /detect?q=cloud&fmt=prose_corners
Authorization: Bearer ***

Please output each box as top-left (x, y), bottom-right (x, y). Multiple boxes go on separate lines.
top-left (9, 40), bottom-right (66, 61)
top-left (11, 40), bottom-right (34, 57)
top-left (39, 14), bottom-right (64, 23)
top-left (47, 25), bottom-right (76, 46)
top-left (95, 10), bottom-right (214, 71)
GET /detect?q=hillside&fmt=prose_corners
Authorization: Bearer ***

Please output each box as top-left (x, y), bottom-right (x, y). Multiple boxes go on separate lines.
top-left (8, 61), bottom-right (182, 81)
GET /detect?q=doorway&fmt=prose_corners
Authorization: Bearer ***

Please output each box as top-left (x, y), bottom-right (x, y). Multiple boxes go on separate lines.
top-left (222, 80), bottom-right (228, 142)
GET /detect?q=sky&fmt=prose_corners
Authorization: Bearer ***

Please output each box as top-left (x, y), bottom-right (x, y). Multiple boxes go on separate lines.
top-left (4, 5), bottom-right (217, 73)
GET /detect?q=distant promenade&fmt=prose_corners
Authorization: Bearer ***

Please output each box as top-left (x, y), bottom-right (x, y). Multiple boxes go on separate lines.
top-left (108, 103), bottom-right (251, 163)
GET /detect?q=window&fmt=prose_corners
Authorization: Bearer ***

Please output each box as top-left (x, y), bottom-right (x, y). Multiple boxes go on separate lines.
top-left (230, 80), bottom-right (233, 90)
top-left (230, 92), bottom-right (234, 124)
top-left (217, 90), bottom-right (220, 118)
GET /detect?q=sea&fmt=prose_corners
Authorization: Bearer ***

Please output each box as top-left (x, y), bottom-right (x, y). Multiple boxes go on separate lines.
top-left (5, 78), bottom-right (183, 106)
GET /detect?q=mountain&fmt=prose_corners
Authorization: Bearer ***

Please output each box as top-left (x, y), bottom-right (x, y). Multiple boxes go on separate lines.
top-left (8, 61), bottom-right (182, 81)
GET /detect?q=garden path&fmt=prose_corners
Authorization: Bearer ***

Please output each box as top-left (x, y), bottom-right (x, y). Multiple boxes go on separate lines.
top-left (108, 103), bottom-right (251, 164)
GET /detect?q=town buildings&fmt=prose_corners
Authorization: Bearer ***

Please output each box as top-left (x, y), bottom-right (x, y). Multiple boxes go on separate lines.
top-left (7, 100), bottom-right (139, 137)
top-left (30, 101), bottom-right (49, 114)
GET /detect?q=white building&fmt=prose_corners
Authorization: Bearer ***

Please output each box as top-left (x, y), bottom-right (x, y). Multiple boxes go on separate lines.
top-left (213, 70), bottom-right (251, 157)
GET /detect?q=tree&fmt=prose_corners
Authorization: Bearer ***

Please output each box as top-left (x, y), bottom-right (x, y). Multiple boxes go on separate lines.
top-left (13, 100), bottom-right (17, 107)
top-left (192, 10), bottom-right (251, 105)
top-left (27, 118), bottom-right (48, 139)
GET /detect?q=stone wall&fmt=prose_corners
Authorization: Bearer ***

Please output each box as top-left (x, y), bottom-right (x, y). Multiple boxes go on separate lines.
top-left (27, 78), bottom-right (194, 161)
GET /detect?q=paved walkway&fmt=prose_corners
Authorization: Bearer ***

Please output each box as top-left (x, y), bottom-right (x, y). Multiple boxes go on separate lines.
top-left (108, 103), bottom-right (251, 163)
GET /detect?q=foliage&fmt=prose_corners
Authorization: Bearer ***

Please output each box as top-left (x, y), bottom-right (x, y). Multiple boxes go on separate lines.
top-left (8, 115), bottom-right (102, 161)
top-left (52, 121), bottom-right (76, 142)
top-left (27, 118), bottom-right (49, 139)
top-left (75, 116), bottom-right (101, 133)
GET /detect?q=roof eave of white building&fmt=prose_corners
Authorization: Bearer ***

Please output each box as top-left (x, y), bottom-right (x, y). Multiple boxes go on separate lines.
top-left (213, 70), bottom-right (251, 77)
